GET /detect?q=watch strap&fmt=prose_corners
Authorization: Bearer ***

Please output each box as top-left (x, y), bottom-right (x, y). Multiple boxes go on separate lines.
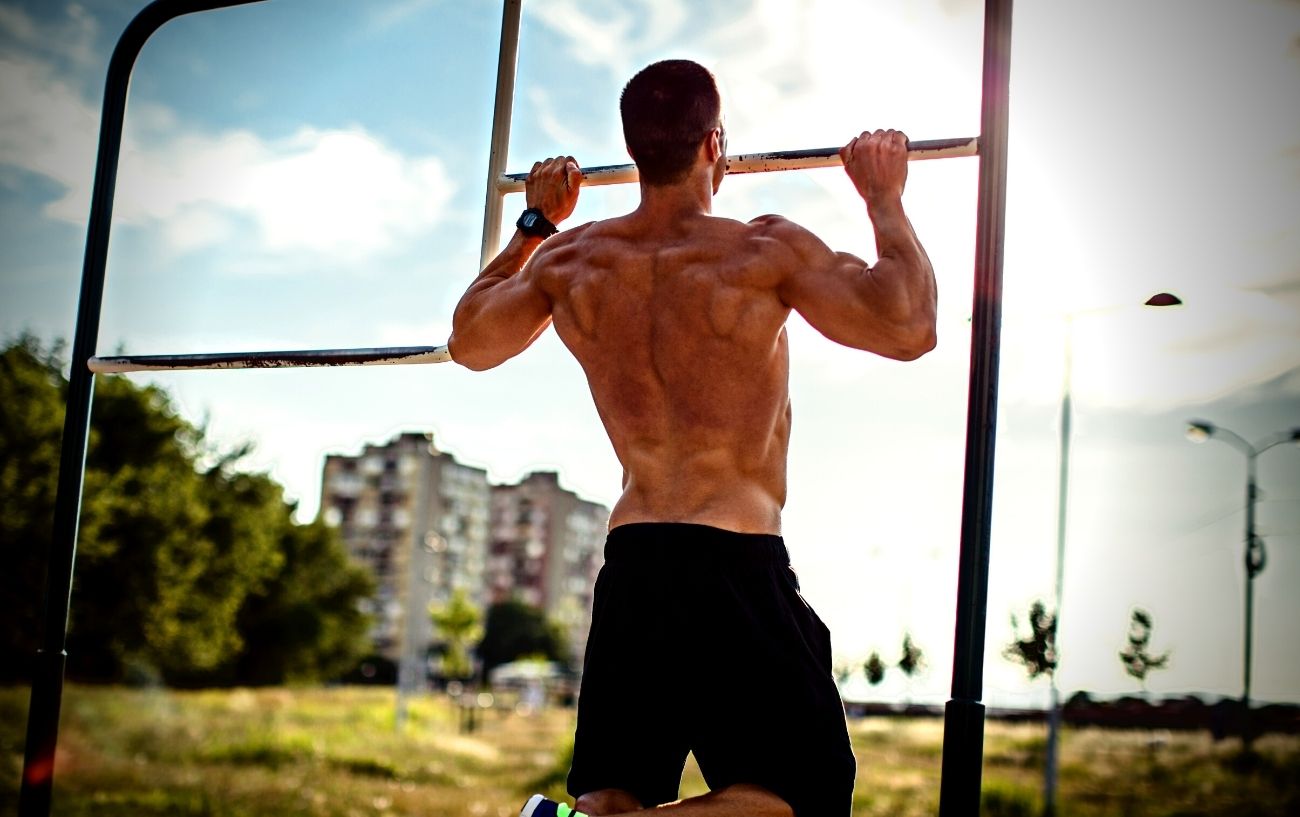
top-left (516, 207), bottom-right (558, 239)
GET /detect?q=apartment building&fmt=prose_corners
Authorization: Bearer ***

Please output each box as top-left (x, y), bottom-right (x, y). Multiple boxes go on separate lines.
top-left (319, 432), bottom-right (490, 666)
top-left (487, 470), bottom-right (609, 663)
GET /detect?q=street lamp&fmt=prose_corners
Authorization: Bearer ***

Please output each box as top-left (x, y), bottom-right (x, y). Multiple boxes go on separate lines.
top-left (1185, 419), bottom-right (1300, 749)
top-left (1043, 291), bottom-right (1182, 817)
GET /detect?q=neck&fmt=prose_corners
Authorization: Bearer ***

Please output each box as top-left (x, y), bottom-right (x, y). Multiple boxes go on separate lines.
top-left (634, 169), bottom-right (715, 221)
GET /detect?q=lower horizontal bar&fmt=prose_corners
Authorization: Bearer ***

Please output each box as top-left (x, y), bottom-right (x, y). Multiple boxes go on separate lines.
top-left (498, 136), bottom-right (978, 194)
top-left (89, 345), bottom-right (452, 373)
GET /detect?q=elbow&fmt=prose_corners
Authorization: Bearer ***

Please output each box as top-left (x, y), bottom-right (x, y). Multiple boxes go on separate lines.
top-left (900, 336), bottom-right (936, 361)
top-left (446, 332), bottom-right (496, 372)
top-left (889, 319), bottom-right (937, 362)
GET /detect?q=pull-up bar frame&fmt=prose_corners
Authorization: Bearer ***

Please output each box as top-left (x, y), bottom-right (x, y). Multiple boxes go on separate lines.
top-left (20, 1), bottom-right (1012, 815)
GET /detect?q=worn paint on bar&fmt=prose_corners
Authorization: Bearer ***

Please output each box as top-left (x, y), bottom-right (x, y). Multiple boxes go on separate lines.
top-left (89, 345), bottom-right (453, 374)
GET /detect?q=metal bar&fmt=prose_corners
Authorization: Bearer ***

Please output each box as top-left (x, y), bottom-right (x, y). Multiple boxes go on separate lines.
top-left (939, 0), bottom-right (1013, 815)
top-left (1243, 453), bottom-right (1258, 749)
top-left (18, 4), bottom-right (266, 815)
top-left (1045, 317), bottom-right (1074, 817)
top-left (496, 136), bottom-right (978, 194)
top-left (89, 345), bottom-right (452, 374)
top-left (478, 0), bottom-right (523, 271)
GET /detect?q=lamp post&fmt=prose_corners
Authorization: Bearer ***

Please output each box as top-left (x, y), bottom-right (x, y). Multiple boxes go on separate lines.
top-left (1185, 420), bottom-right (1300, 750)
top-left (1043, 291), bottom-right (1182, 816)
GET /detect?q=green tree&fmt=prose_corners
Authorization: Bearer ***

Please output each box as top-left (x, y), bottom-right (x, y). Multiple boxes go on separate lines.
top-left (864, 651), bottom-right (886, 686)
top-left (1119, 607), bottom-right (1170, 693)
top-left (0, 336), bottom-right (66, 681)
top-left (430, 588), bottom-right (484, 681)
top-left (477, 599), bottom-right (570, 679)
top-left (898, 633), bottom-right (925, 680)
top-left (226, 517), bottom-right (374, 685)
top-left (70, 360), bottom-right (281, 682)
top-left (1004, 600), bottom-right (1058, 680)
top-left (0, 337), bottom-right (371, 685)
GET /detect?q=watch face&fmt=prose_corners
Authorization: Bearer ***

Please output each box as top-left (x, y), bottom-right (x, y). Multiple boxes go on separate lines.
top-left (518, 209), bottom-right (555, 237)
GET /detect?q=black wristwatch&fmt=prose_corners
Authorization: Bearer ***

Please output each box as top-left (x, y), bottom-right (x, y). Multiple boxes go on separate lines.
top-left (516, 207), bottom-right (558, 239)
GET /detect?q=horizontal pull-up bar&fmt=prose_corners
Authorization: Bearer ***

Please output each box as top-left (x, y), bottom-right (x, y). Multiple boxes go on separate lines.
top-left (89, 345), bottom-right (452, 373)
top-left (496, 136), bottom-right (978, 194)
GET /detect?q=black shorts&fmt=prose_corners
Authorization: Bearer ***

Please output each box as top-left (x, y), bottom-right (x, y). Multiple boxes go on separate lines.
top-left (567, 523), bottom-right (856, 817)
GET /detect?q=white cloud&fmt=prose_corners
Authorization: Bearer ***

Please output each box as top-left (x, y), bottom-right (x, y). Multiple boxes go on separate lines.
top-left (110, 125), bottom-right (456, 261)
top-left (0, 2), bottom-right (98, 70)
top-left (0, 55), bottom-right (99, 210)
top-left (525, 0), bottom-right (644, 78)
top-left (1, 32), bottom-right (456, 264)
top-left (527, 0), bottom-right (980, 149)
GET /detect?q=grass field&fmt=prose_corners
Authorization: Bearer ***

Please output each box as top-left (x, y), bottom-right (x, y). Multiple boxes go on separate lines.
top-left (2, 685), bottom-right (1297, 816)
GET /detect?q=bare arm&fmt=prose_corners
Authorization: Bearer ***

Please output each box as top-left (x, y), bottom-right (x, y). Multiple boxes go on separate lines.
top-left (448, 157), bottom-right (582, 371)
top-left (769, 130), bottom-right (936, 361)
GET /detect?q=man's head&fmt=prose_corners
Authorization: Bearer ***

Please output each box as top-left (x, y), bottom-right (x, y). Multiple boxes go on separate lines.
top-left (620, 59), bottom-right (724, 187)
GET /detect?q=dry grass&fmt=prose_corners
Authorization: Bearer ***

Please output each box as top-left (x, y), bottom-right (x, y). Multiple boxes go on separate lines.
top-left (1, 685), bottom-right (1296, 816)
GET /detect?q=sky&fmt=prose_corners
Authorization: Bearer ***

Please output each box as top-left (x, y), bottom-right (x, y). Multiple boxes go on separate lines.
top-left (1, 0), bottom-right (1298, 709)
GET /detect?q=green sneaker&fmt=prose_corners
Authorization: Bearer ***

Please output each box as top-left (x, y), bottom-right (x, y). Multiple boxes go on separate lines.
top-left (519, 794), bottom-right (589, 817)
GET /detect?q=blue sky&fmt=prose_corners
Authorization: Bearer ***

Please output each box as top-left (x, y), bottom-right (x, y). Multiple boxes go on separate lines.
top-left (2, 0), bottom-right (1298, 707)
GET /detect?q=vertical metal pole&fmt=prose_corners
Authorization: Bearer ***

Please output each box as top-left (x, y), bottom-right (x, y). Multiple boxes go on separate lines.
top-left (478, 0), bottom-right (523, 270)
top-left (939, 0), bottom-right (1013, 814)
top-left (17, 4), bottom-right (263, 816)
top-left (1242, 453), bottom-right (1258, 750)
top-left (1044, 317), bottom-right (1072, 817)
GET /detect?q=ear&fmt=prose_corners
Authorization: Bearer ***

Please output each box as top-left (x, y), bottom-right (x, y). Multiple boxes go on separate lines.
top-left (705, 128), bottom-right (723, 162)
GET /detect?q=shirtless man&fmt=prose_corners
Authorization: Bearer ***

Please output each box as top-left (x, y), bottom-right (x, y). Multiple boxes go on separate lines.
top-left (449, 60), bottom-right (935, 817)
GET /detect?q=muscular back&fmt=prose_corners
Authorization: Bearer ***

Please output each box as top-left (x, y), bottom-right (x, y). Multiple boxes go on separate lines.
top-left (449, 134), bottom-right (936, 537)
top-left (534, 213), bottom-right (793, 534)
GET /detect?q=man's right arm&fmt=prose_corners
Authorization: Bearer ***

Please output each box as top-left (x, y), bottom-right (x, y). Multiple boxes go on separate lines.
top-left (764, 129), bottom-right (936, 361)
top-left (448, 156), bottom-right (581, 371)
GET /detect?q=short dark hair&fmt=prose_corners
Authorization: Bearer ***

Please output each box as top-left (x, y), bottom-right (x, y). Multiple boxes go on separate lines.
top-left (620, 60), bottom-right (721, 186)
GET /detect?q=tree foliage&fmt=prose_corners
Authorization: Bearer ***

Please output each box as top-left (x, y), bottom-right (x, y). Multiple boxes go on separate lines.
top-left (864, 651), bottom-right (886, 686)
top-left (1004, 599), bottom-right (1059, 680)
top-left (1119, 607), bottom-right (1170, 691)
top-left (0, 337), bottom-right (66, 680)
top-left (224, 518), bottom-right (375, 686)
top-left (898, 633), bottom-right (925, 679)
top-left (477, 599), bottom-right (570, 679)
top-left (0, 336), bottom-right (372, 686)
top-left (430, 588), bottom-right (484, 681)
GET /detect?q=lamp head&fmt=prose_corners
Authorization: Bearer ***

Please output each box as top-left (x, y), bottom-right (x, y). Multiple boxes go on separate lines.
top-left (1290, 428), bottom-right (1300, 445)
top-left (1186, 420), bottom-right (1215, 443)
top-left (1145, 292), bottom-right (1183, 307)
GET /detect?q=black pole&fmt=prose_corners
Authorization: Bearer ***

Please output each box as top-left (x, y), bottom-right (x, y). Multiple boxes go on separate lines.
top-left (938, 0), bottom-right (1013, 815)
top-left (1242, 452), bottom-right (1259, 750)
top-left (17, 3), bottom-right (264, 815)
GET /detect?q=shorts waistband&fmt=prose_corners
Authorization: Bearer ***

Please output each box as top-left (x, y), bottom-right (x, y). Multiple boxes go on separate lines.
top-left (604, 522), bottom-right (789, 565)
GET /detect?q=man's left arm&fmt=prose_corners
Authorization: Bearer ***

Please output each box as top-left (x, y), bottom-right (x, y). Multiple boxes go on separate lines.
top-left (448, 156), bottom-right (581, 371)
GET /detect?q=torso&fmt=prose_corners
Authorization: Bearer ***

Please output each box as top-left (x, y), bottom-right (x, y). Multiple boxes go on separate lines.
top-left (531, 210), bottom-right (793, 535)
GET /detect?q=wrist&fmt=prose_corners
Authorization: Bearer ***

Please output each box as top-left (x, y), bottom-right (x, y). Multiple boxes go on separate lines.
top-left (517, 207), bottom-right (559, 239)
top-left (866, 195), bottom-right (905, 219)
